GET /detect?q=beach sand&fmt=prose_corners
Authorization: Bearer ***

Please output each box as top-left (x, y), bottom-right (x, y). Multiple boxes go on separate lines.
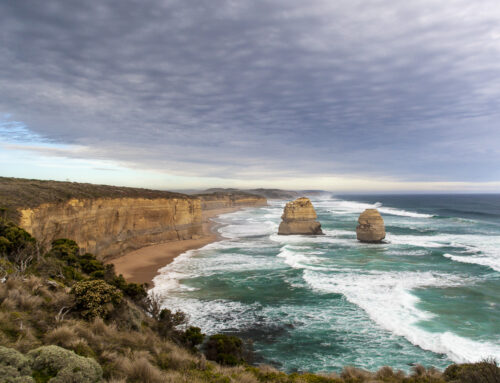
top-left (109, 207), bottom-right (239, 287)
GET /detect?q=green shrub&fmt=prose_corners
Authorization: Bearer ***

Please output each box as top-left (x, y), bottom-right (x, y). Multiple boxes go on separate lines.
top-left (0, 221), bottom-right (36, 256)
top-left (28, 345), bottom-right (102, 383)
top-left (204, 334), bottom-right (244, 366)
top-left (71, 280), bottom-right (122, 319)
top-left (78, 254), bottom-right (105, 275)
top-left (0, 221), bottom-right (37, 274)
top-left (183, 326), bottom-right (205, 348)
top-left (0, 346), bottom-right (34, 383)
top-left (50, 239), bottom-right (79, 257)
top-left (0, 257), bottom-right (15, 275)
top-left (109, 274), bottom-right (147, 301)
top-left (443, 359), bottom-right (500, 383)
top-left (49, 239), bottom-right (79, 266)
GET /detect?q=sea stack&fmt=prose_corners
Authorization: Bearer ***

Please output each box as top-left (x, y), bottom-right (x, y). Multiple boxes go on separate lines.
top-left (356, 209), bottom-right (385, 243)
top-left (278, 197), bottom-right (323, 235)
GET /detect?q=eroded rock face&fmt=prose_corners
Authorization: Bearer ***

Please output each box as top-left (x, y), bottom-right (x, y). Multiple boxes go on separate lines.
top-left (278, 197), bottom-right (323, 235)
top-left (356, 209), bottom-right (385, 242)
top-left (19, 197), bottom-right (203, 260)
top-left (197, 192), bottom-right (267, 210)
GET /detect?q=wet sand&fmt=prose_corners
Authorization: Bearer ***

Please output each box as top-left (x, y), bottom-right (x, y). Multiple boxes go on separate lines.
top-left (109, 207), bottom-right (239, 287)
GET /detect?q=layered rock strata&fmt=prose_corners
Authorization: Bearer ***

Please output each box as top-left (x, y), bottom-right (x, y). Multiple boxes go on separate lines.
top-left (197, 192), bottom-right (267, 210)
top-left (278, 197), bottom-right (323, 235)
top-left (356, 209), bottom-right (386, 242)
top-left (3, 178), bottom-right (270, 260)
top-left (19, 197), bottom-right (202, 260)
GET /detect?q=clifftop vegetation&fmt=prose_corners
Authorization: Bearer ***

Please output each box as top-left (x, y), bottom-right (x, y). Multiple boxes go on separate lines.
top-left (0, 219), bottom-right (498, 382)
top-left (0, 177), bottom-right (192, 222)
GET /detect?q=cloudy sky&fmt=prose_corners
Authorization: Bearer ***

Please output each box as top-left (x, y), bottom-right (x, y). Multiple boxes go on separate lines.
top-left (1, 0), bottom-right (500, 192)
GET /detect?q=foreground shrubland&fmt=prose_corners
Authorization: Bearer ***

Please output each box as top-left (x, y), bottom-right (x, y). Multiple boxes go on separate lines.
top-left (0, 219), bottom-right (498, 383)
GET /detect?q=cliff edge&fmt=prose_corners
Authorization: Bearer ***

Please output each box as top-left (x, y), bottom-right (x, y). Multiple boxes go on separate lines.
top-left (0, 177), bottom-right (266, 260)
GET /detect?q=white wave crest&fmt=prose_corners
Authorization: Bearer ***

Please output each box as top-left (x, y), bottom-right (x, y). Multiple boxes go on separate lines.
top-left (276, 245), bottom-right (325, 270)
top-left (302, 269), bottom-right (499, 363)
top-left (443, 253), bottom-right (500, 272)
top-left (325, 199), bottom-right (433, 218)
top-left (387, 233), bottom-right (500, 272)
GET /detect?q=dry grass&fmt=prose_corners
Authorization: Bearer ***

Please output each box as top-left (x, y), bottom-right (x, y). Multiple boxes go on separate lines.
top-left (158, 342), bottom-right (200, 371)
top-left (341, 366), bottom-right (373, 380)
top-left (374, 366), bottom-right (405, 380)
top-left (112, 351), bottom-right (165, 383)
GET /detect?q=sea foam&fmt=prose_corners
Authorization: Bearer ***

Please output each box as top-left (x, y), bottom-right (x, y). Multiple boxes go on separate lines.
top-left (151, 195), bottom-right (500, 371)
top-left (302, 269), bottom-right (499, 363)
top-left (324, 199), bottom-right (434, 218)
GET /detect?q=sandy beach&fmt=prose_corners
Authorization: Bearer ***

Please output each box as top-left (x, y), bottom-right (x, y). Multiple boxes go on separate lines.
top-left (109, 207), bottom-right (239, 287)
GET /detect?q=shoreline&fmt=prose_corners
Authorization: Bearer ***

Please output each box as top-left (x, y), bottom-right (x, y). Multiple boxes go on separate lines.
top-left (109, 207), bottom-right (240, 287)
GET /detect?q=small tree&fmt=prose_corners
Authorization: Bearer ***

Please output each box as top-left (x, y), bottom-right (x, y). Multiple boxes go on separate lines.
top-left (0, 221), bottom-right (37, 274)
top-left (157, 308), bottom-right (187, 339)
top-left (183, 326), bottom-right (205, 349)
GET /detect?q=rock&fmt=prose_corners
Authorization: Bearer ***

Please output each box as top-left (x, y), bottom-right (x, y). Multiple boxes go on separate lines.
top-left (356, 209), bottom-right (385, 242)
top-left (278, 197), bottom-right (323, 235)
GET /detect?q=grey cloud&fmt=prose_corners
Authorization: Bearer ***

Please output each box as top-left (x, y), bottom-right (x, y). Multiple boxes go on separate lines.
top-left (1, 0), bottom-right (500, 182)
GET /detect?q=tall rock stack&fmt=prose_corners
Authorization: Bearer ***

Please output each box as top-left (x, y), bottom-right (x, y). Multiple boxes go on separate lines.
top-left (356, 209), bottom-right (385, 243)
top-left (278, 197), bottom-right (323, 235)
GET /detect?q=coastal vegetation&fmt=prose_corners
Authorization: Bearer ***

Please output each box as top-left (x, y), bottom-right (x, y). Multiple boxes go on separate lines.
top-left (0, 218), bottom-right (498, 382)
top-left (0, 177), bottom-right (189, 222)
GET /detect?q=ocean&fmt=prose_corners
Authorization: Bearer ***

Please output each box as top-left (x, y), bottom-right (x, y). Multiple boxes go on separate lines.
top-left (151, 194), bottom-right (500, 373)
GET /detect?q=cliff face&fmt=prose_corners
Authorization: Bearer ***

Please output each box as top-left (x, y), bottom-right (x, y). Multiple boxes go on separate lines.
top-left (2, 178), bottom-right (269, 261)
top-left (197, 192), bottom-right (267, 210)
top-left (18, 197), bottom-right (202, 260)
top-left (278, 197), bottom-right (323, 235)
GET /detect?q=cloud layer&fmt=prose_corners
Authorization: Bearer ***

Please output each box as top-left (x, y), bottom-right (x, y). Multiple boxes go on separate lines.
top-left (1, 0), bottom-right (500, 184)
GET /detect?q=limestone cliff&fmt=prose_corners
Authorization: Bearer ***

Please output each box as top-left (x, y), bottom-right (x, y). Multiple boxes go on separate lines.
top-left (18, 197), bottom-right (202, 260)
top-left (356, 209), bottom-right (385, 243)
top-left (1, 178), bottom-right (268, 260)
top-left (278, 197), bottom-right (323, 235)
top-left (197, 192), bottom-right (267, 210)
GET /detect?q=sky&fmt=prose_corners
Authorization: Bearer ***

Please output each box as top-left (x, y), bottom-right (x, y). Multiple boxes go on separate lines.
top-left (1, 0), bottom-right (500, 192)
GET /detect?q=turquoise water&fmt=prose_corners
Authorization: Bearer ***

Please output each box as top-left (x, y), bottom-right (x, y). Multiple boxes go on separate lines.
top-left (151, 194), bottom-right (500, 372)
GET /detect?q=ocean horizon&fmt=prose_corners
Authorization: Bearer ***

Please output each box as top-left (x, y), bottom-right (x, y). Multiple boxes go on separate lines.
top-left (151, 193), bottom-right (500, 373)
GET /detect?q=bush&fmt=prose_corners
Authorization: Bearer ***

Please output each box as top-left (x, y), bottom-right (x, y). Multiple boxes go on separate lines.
top-left (49, 239), bottom-right (79, 264)
top-left (71, 280), bottom-right (122, 319)
top-left (0, 346), bottom-right (34, 383)
top-left (109, 274), bottom-right (147, 301)
top-left (0, 221), bottom-right (37, 274)
top-left (204, 334), bottom-right (244, 366)
top-left (0, 221), bottom-right (36, 256)
top-left (183, 326), bottom-right (205, 349)
top-left (78, 253), bottom-right (105, 275)
top-left (156, 308), bottom-right (187, 339)
top-left (443, 359), bottom-right (500, 383)
top-left (28, 345), bottom-right (102, 383)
